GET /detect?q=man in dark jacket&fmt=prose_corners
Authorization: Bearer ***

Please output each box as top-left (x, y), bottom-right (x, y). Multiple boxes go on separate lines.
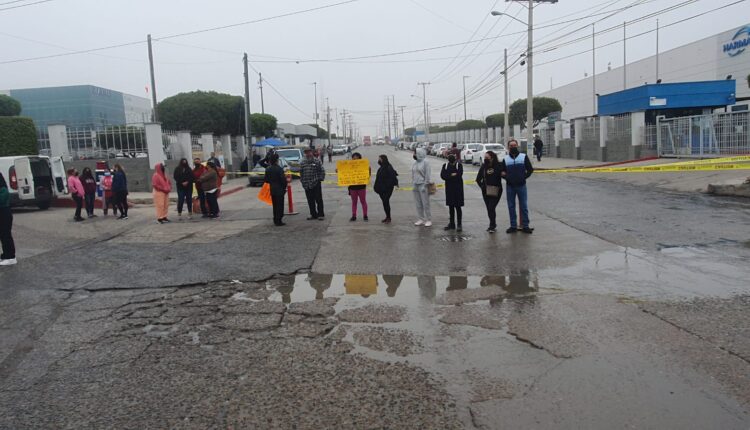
top-left (300, 148), bottom-right (326, 220)
top-left (500, 139), bottom-right (534, 234)
top-left (264, 153), bottom-right (287, 226)
top-left (192, 158), bottom-right (208, 217)
top-left (173, 158), bottom-right (195, 218)
top-left (533, 135), bottom-right (544, 162)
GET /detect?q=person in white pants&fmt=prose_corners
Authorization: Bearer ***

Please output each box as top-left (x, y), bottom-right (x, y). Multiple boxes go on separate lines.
top-left (411, 148), bottom-right (432, 227)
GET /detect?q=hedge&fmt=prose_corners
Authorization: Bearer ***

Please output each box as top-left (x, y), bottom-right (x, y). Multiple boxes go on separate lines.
top-left (0, 116), bottom-right (38, 156)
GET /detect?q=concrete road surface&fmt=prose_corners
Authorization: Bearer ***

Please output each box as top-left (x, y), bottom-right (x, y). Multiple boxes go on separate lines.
top-left (1, 146), bottom-right (748, 429)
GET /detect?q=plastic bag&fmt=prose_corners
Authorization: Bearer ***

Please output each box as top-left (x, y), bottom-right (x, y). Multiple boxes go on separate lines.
top-left (257, 182), bottom-right (273, 206)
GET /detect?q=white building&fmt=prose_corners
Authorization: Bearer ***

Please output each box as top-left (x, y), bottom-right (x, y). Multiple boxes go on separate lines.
top-left (539, 24), bottom-right (750, 120)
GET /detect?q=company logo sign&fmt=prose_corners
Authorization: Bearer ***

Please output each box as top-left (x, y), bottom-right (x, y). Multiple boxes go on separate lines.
top-left (723, 25), bottom-right (750, 57)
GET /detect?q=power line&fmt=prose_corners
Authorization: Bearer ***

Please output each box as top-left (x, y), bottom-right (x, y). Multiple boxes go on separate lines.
top-left (0, 0), bottom-right (54, 11)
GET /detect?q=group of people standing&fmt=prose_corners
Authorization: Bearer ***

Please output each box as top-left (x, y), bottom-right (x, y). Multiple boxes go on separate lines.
top-left (67, 164), bottom-right (129, 222)
top-left (276, 138), bottom-right (533, 233)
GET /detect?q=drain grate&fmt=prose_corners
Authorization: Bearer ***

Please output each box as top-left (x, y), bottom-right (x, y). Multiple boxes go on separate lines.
top-left (438, 235), bottom-right (473, 242)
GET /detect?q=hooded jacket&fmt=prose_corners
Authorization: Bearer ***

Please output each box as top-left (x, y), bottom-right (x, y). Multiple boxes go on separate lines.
top-left (374, 161), bottom-right (398, 195)
top-left (67, 175), bottom-right (85, 198)
top-left (112, 170), bottom-right (127, 192)
top-left (152, 163), bottom-right (172, 194)
top-left (411, 148), bottom-right (431, 185)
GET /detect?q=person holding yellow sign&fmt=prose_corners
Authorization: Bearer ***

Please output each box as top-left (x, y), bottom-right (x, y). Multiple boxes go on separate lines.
top-left (347, 152), bottom-right (371, 222)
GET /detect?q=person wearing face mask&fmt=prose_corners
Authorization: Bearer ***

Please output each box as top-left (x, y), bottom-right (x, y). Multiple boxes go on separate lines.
top-left (440, 154), bottom-right (464, 231)
top-left (300, 148), bottom-right (326, 221)
top-left (500, 139), bottom-right (534, 234)
top-left (152, 163), bottom-right (173, 224)
top-left (192, 158), bottom-right (208, 217)
top-left (173, 158), bottom-right (194, 219)
top-left (411, 148), bottom-right (432, 227)
top-left (373, 154), bottom-right (398, 223)
top-left (475, 151), bottom-right (503, 233)
top-left (67, 168), bottom-right (85, 222)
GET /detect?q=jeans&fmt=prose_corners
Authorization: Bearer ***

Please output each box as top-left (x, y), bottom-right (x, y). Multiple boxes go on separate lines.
top-left (84, 193), bottom-right (95, 216)
top-left (205, 191), bottom-right (219, 217)
top-left (304, 183), bottom-right (324, 218)
top-left (177, 187), bottom-right (193, 214)
top-left (412, 184), bottom-right (431, 221)
top-left (506, 185), bottom-right (529, 228)
top-left (379, 189), bottom-right (393, 219)
top-left (449, 205), bottom-right (462, 226)
top-left (271, 193), bottom-right (285, 224)
top-left (350, 189), bottom-right (368, 217)
top-left (0, 207), bottom-right (15, 260)
top-left (197, 190), bottom-right (207, 215)
top-left (483, 195), bottom-right (501, 228)
top-left (72, 195), bottom-right (83, 219)
top-left (103, 194), bottom-right (117, 215)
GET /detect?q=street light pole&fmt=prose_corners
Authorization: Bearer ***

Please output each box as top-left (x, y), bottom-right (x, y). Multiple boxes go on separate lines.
top-left (526, 0), bottom-right (533, 150)
top-left (504, 48), bottom-right (509, 141)
top-left (312, 82), bottom-right (319, 127)
top-left (418, 82), bottom-right (430, 139)
top-left (462, 75), bottom-right (470, 121)
top-left (592, 24), bottom-right (596, 115)
top-left (243, 53), bottom-right (252, 144)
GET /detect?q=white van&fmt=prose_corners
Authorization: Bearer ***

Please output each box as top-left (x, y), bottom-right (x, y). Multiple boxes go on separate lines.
top-left (0, 156), bottom-right (67, 210)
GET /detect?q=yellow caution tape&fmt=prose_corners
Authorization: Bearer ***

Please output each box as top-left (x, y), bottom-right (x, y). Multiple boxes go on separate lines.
top-left (651, 155), bottom-right (750, 166)
top-left (537, 163), bottom-right (750, 174)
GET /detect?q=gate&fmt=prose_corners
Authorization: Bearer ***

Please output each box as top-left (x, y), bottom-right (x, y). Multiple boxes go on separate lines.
top-left (657, 111), bottom-right (749, 156)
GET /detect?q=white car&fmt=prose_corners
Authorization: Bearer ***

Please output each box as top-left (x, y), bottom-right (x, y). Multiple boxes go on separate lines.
top-left (432, 143), bottom-right (449, 156)
top-left (460, 143), bottom-right (482, 163)
top-left (472, 144), bottom-right (508, 165)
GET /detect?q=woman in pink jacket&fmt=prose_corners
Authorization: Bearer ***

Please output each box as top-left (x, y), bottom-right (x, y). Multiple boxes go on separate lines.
top-left (66, 168), bottom-right (85, 222)
top-left (151, 163), bottom-right (172, 224)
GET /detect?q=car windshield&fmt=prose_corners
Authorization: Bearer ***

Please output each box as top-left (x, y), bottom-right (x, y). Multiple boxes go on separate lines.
top-left (468, 144), bottom-right (480, 150)
top-left (276, 149), bottom-right (301, 160)
top-left (486, 145), bottom-right (504, 151)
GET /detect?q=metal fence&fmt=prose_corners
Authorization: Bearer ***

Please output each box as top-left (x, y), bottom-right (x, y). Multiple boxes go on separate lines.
top-left (191, 135), bottom-right (203, 160)
top-left (643, 124), bottom-right (658, 150)
top-left (581, 117), bottom-right (600, 143)
top-left (66, 125), bottom-right (147, 160)
top-left (162, 129), bottom-right (177, 160)
top-left (37, 129), bottom-right (50, 156)
top-left (608, 114), bottom-right (632, 140)
top-left (657, 111), bottom-right (750, 156)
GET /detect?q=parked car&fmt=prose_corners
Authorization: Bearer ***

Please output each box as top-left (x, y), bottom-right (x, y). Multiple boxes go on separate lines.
top-left (461, 143), bottom-right (482, 163)
top-left (275, 147), bottom-right (304, 173)
top-left (248, 157), bottom-right (290, 187)
top-left (332, 145), bottom-right (347, 155)
top-left (0, 155), bottom-right (67, 210)
top-left (472, 143), bottom-right (508, 165)
top-left (433, 143), bottom-right (450, 157)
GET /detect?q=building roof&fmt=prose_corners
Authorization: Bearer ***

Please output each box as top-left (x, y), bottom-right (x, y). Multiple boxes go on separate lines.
top-left (597, 80), bottom-right (737, 116)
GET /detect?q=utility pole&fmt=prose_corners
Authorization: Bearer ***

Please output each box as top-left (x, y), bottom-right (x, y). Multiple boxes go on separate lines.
top-left (341, 110), bottom-right (347, 146)
top-left (398, 105), bottom-right (406, 136)
top-left (386, 97), bottom-right (392, 139)
top-left (462, 75), bottom-right (470, 121)
top-left (392, 95), bottom-right (398, 139)
top-left (656, 19), bottom-right (660, 81)
top-left (418, 82), bottom-right (430, 138)
top-left (504, 48), bottom-right (509, 141)
top-left (312, 82), bottom-right (319, 126)
top-left (258, 72), bottom-right (265, 114)
top-left (243, 53), bottom-right (252, 144)
top-left (325, 98), bottom-right (331, 150)
top-left (592, 24), bottom-right (596, 115)
top-left (623, 21), bottom-right (627, 90)
top-left (147, 34), bottom-right (158, 122)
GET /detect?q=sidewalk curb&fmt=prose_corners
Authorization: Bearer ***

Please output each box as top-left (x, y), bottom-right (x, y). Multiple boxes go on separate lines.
top-left (51, 186), bottom-right (245, 208)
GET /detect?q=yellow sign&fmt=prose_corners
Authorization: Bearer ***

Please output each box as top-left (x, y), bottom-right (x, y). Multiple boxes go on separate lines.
top-left (344, 274), bottom-right (378, 295)
top-left (337, 159), bottom-right (371, 186)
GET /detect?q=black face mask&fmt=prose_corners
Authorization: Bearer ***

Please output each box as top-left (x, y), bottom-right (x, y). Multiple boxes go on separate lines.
top-left (510, 148), bottom-right (520, 156)
top-left (484, 159), bottom-right (491, 166)
top-left (378, 160), bottom-right (383, 166)
top-left (413, 155), bottom-right (418, 161)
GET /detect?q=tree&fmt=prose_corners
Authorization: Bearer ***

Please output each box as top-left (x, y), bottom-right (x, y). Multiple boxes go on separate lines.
top-left (0, 94), bottom-right (22, 117)
top-left (456, 119), bottom-right (486, 131)
top-left (485, 113), bottom-right (506, 128)
top-left (308, 124), bottom-right (329, 139)
top-left (156, 91), bottom-right (246, 135)
top-left (0, 117), bottom-right (37, 156)
top-left (250, 113), bottom-right (278, 138)
top-left (509, 97), bottom-right (562, 126)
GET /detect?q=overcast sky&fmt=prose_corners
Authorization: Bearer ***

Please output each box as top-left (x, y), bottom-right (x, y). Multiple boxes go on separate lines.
top-left (1, 0), bottom-right (747, 136)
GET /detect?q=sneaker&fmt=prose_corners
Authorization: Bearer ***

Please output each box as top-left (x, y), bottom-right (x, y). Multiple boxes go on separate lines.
top-left (307, 216), bottom-right (318, 221)
top-left (363, 216), bottom-right (369, 222)
top-left (444, 224), bottom-right (455, 231)
top-left (506, 227), bottom-right (518, 234)
top-left (414, 220), bottom-right (424, 226)
top-left (157, 219), bottom-right (164, 224)
top-left (456, 225), bottom-right (463, 232)
top-left (0, 258), bottom-right (17, 266)
top-left (424, 221), bottom-right (432, 227)
top-left (318, 217), bottom-right (325, 221)
top-left (384, 218), bottom-right (391, 224)
top-left (488, 227), bottom-right (497, 233)
top-left (163, 218), bottom-right (172, 223)
top-left (274, 222), bottom-right (286, 226)
top-left (75, 217), bottom-right (85, 222)
top-left (521, 227), bottom-right (534, 234)
top-left (350, 216), bottom-right (357, 222)
top-left (121, 215), bottom-right (128, 220)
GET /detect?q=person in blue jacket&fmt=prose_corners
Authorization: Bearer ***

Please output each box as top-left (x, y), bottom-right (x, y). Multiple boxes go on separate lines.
top-left (500, 139), bottom-right (534, 234)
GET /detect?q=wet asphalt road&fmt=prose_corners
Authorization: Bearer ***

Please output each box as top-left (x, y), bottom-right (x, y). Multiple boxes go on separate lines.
top-left (0, 146), bottom-right (748, 429)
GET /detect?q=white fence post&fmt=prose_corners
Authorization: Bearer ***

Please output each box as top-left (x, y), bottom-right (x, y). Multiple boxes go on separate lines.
top-left (599, 116), bottom-right (609, 162)
top-left (220, 134), bottom-right (232, 170)
top-left (554, 121), bottom-right (563, 158)
top-left (48, 124), bottom-right (70, 159)
top-left (513, 125), bottom-right (521, 141)
top-left (145, 123), bottom-right (166, 166)
top-left (201, 133), bottom-right (214, 158)
top-left (574, 119), bottom-right (584, 160)
top-left (175, 131), bottom-right (192, 160)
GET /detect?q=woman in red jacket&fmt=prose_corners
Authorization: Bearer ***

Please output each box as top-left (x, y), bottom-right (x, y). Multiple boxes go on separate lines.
top-left (152, 163), bottom-right (173, 224)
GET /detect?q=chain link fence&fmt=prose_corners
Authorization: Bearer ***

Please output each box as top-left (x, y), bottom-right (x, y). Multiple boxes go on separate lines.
top-left (658, 111), bottom-right (750, 156)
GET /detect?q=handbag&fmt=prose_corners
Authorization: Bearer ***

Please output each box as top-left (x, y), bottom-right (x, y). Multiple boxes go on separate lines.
top-left (428, 183), bottom-right (437, 195)
top-left (484, 170), bottom-right (500, 197)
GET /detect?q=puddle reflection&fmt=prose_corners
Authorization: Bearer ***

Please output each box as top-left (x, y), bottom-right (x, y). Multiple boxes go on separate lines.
top-left (266, 272), bottom-right (539, 306)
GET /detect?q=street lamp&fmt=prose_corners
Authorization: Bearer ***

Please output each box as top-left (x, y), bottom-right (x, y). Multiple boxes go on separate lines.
top-left (462, 75), bottom-right (470, 121)
top-left (493, 0), bottom-right (557, 151)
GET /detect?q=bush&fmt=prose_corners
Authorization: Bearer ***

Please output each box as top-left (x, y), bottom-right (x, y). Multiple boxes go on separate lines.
top-left (0, 95), bottom-right (22, 117)
top-left (0, 116), bottom-right (38, 156)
